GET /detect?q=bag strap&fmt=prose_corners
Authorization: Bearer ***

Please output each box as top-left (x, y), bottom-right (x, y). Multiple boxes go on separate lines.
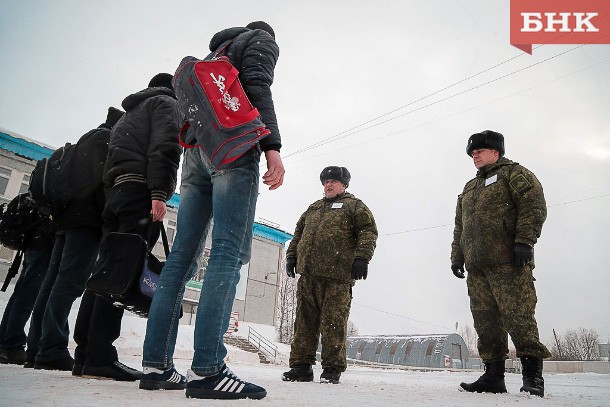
top-left (213, 39), bottom-right (236, 59)
top-left (1, 250), bottom-right (23, 292)
top-left (147, 221), bottom-right (170, 257)
top-left (159, 223), bottom-right (170, 257)
top-left (177, 121), bottom-right (199, 150)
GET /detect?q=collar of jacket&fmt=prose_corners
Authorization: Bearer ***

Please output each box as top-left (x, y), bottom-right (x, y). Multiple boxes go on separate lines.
top-left (476, 156), bottom-right (516, 178)
top-left (323, 192), bottom-right (354, 203)
top-left (121, 87), bottom-right (176, 111)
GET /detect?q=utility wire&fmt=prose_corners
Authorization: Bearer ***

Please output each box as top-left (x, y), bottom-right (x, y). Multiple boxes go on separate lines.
top-left (380, 193), bottom-right (610, 237)
top-left (285, 57), bottom-right (610, 168)
top-left (352, 302), bottom-right (453, 332)
top-left (284, 43), bottom-right (593, 160)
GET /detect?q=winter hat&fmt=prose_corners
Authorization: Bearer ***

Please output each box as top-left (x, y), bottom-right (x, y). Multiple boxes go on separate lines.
top-left (246, 21), bottom-right (275, 39)
top-left (320, 166), bottom-right (351, 187)
top-left (148, 73), bottom-right (174, 91)
top-left (466, 130), bottom-right (505, 157)
top-left (105, 107), bottom-right (124, 127)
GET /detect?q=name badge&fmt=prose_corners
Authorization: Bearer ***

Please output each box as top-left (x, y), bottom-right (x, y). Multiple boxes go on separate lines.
top-left (331, 202), bottom-right (343, 209)
top-left (485, 174), bottom-right (498, 186)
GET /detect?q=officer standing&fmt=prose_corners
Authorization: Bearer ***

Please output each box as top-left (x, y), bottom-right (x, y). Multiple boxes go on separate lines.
top-left (282, 166), bottom-right (378, 384)
top-left (451, 130), bottom-right (550, 397)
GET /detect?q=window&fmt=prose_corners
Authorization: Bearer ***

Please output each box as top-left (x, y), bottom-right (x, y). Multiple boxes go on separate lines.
top-left (0, 167), bottom-right (11, 196)
top-left (19, 174), bottom-right (30, 194)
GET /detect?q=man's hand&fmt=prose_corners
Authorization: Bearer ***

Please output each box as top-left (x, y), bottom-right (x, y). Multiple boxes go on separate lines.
top-left (351, 258), bottom-right (369, 280)
top-left (151, 200), bottom-right (167, 222)
top-left (286, 257), bottom-right (296, 278)
top-left (262, 150), bottom-right (284, 190)
top-left (514, 243), bottom-right (533, 267)
top-left (451, 261), bottom-right (465, 279)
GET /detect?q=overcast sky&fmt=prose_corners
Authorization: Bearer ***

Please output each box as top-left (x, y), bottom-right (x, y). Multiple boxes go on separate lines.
top-left (1, 1), bottom-right (609, 344)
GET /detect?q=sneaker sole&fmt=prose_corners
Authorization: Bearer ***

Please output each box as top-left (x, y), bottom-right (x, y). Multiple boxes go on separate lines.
top-left (140, 380), bottom-right (186, 390)
top-left (186, 388), bottom-right (267, 400)
top-left (320, 378), bottom-right (340, 384)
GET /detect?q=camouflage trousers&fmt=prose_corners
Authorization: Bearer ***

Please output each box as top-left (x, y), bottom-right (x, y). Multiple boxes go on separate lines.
top-left (289, 275), bottom-right (352, 372)
top-left (467, 263), bottom-right (551, 362)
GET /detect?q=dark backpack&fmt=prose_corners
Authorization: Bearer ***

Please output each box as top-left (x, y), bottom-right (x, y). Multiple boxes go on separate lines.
top-left (173, 39), bottom-right (271, 169)
top-left (28, 128), bottom-right (107, 217)
top-left (0, 193), bottom-right (42, 251)
top-left (29, 142), bottom-right (78, 216)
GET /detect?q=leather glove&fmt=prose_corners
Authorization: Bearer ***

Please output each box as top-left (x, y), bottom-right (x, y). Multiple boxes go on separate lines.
top-left (451, 261), bottom-right (465, 279)
top-left (514, 243), bottom-right (533, 267)
top-left (351, 258), bottom-right (369, 280)
top-left (286, 257), bottom-right (296, 278)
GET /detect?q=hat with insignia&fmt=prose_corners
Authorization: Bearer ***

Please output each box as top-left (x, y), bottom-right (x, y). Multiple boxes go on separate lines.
top-left (320, 166), bottom-right (351, 187)
top-left (467, 130), bottom-right (505, 157)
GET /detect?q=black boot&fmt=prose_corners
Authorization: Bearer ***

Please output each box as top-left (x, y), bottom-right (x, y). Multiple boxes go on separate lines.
top-left (320, 367), bottom-right (341, 384)
top-left (282, 364), bottom-right (314, 382)
top-left (520, 356), bottom-right (544, 397)
top-left (460, 360), bottom-right (507, 393)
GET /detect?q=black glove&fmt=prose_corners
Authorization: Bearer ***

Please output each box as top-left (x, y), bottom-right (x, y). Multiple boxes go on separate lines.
top-left (286, 257), bottom-right (296, 278)
top-left (351, 258), bottom-right (369, 280)
top-left (514, 243), bottom-right (533, 267)
top-left (451, 261), bottom-right (465, 279)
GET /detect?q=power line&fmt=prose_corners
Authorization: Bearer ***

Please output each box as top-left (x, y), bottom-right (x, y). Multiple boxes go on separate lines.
top-left (285, 56), bottom-right (610, 168)
top-left (380, 193), bottom-right (610, 237)
top-left (284, 43), bottom-right (595, 160)
top-left (352, 302), bottom-right (453, 332)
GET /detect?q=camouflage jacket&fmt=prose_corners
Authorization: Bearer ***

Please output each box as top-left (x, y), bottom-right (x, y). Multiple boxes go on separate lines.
top-left (287, 192), bottom-right (378, 282)
top-left (451, 157), bottom-right (546, 269)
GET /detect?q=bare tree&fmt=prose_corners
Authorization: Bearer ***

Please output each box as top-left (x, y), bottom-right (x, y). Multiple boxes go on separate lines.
top-left (276, 254), bottom-right (298, 344)
top-left (347, 320), bottom-right (359, 337)
top-left (459, 324), bottom-right (479, 358)
top-left (550, 327), bottom-right (600, 361)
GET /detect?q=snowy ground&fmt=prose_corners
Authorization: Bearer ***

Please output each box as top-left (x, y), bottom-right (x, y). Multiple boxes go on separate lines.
top-left (1, 290), bottom-right (609, 406)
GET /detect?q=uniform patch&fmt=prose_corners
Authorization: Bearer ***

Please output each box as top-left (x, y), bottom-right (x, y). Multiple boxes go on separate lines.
top-left (509, 174), bottom-right (532, 194)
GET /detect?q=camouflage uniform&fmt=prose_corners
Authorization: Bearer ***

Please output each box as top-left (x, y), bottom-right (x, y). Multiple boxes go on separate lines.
top-left (287, 192), bottom-right (377, 371)
top-left (451, 157), bottom-right (551, 361)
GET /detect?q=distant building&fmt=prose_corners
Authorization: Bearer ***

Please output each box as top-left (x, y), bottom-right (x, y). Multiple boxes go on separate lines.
top-left (0, 127), bottom-right (292, 327)
top-left (346, 334), bottom-right (470, 369)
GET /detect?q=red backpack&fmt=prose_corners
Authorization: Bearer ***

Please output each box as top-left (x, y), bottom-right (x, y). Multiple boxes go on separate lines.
top-left (173, 40), bottom-right (271, 169)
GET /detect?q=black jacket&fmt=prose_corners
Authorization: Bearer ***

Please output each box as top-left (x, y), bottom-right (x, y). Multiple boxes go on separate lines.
top-left (209, 27), bottom-right (281, 152)
top-left (104, 87), bottom-right (182, 201)
top-left (52, 124), bottom-right (113, 231)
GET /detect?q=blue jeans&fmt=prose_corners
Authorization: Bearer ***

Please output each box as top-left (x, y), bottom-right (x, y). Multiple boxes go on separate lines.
top-left (143, 146), bottom-right (260, 374)
top-left (0, 248), bottom-right (51, 350)
top-left (25, 228), bottom-right (100, 363)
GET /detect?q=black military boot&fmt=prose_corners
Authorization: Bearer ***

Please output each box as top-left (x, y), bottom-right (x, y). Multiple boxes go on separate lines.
top-left (460, 360), bottom-right (507, 393)
top-left (520, 356), bottom-right (544, 397)
top-left (320, 367), bottom-right (341, 384)
top-left (282, 364), bottom-right (314, 382)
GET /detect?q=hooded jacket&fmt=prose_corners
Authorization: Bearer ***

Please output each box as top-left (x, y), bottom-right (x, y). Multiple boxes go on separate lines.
top-left (451, 157), bottom-right (547, 269)
top-left (209, 27), bottom-right (281, 152)
top-left (287, 192), bottom-right (378, 282)
top-left (103, 87), bottom-right (182, 201)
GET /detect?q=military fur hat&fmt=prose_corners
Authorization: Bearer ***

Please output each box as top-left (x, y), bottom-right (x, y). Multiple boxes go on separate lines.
top-left (320, 166), bottom-right (351, 187)
top-left (466, 130), bottom-right (505, 157)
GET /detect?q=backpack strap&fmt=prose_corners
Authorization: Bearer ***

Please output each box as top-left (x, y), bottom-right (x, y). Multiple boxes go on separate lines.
top-left (177, 121), bottom-right (200, 149)
top-left (1, 250), bottom-right (23, 292)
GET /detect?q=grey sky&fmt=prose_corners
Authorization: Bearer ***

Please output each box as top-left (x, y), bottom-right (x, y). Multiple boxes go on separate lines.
top-left (1, 1), bottom-right (609, 344)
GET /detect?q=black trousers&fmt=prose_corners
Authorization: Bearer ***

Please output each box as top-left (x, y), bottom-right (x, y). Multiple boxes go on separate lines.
top-left (73, 182), bottom-right (160, 366)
